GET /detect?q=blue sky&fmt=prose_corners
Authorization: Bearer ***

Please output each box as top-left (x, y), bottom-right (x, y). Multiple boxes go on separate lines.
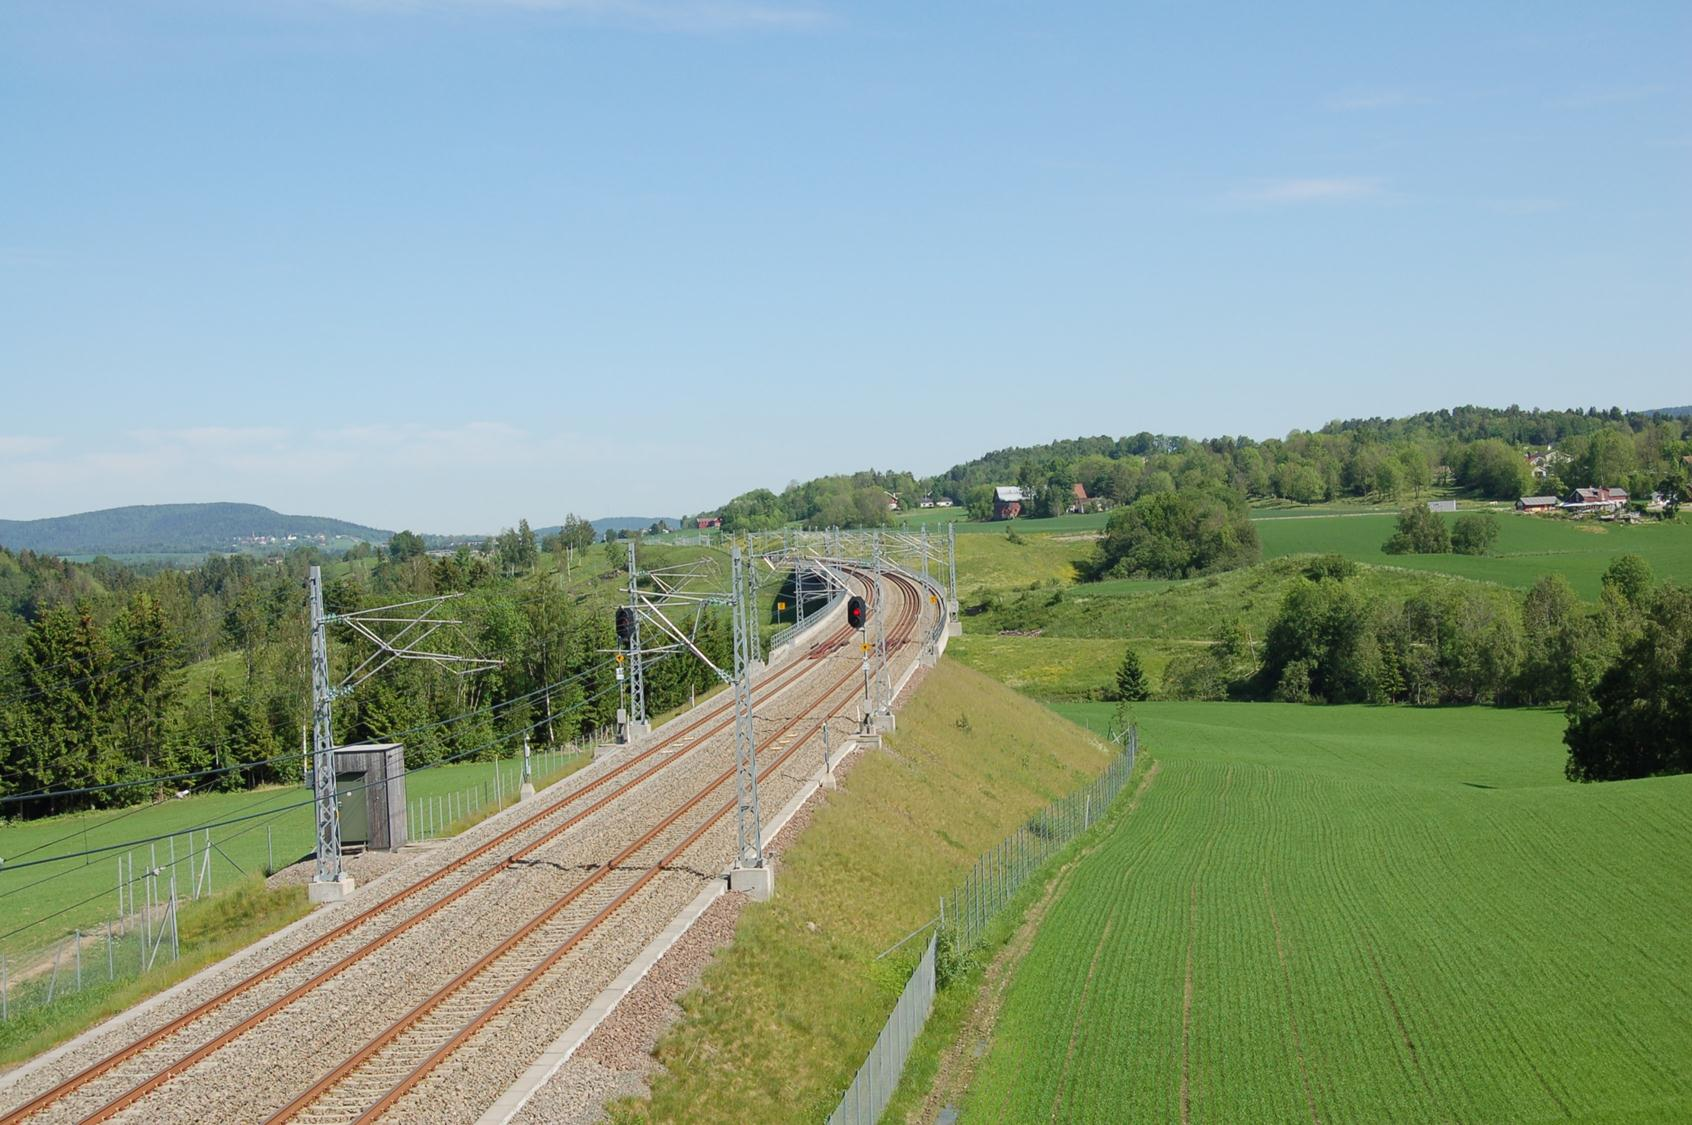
top-left (2, 1), bottom-right (1687, 531)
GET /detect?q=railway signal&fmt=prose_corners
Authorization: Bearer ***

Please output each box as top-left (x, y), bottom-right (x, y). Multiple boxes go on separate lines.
top-left (615, 606), bottom-right (635, 644)
top-left (847, 595), bottom-right (867, 630)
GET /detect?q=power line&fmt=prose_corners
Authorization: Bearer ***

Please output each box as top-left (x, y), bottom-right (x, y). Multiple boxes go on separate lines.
top-left (0, 660), bottom-right (615, 809)
top-left (0, 676), bottom-right (627, 878)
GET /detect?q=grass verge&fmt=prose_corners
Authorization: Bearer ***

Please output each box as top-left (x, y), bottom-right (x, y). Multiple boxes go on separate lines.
top-left (607, 660), bottom-right (1114, 1123)
top-left (0, 877), bottom-right (309, 1069)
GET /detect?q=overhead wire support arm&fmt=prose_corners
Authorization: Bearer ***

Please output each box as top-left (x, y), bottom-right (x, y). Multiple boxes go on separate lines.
top-left (307, 569), bottom-right (503, 898)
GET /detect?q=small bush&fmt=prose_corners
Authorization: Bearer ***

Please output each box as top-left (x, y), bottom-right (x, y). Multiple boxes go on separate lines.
top-left (1384, 505), bottom-right (1450, 555)
top-left (1303, 554), bottom-right (1358, 581)
top-left (1452, 512), bottom-right (1500, 556)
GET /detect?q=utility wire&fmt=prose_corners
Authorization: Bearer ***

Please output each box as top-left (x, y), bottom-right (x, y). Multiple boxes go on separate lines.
top-left (1, 659), bottom-right (614, 809)
top-left (0, 660), bottom-right (621, 878)
top-left (0, 675), bottom-right (628, 878)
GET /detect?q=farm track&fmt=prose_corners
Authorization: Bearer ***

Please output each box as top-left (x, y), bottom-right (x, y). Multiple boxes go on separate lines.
top-left (2, 566), bottom-right (931, 1125)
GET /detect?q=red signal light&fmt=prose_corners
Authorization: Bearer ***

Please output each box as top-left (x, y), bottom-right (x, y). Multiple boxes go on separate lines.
top-left (847, 596), bottom-right (867, 630)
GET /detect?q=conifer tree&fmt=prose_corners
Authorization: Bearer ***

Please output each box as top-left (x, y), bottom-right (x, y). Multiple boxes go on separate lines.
top-left (1114, 645), bottom-right (1149, 702)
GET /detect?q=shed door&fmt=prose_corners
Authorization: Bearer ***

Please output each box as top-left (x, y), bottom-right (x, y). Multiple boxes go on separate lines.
top-left (336, 770), bottom-right (370, 845)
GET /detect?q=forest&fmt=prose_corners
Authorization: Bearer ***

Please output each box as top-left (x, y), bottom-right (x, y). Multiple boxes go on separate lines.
top-left (0, 526), bottom-right (729, 818)
top-left (700, 406), bottom-right (1692, 530)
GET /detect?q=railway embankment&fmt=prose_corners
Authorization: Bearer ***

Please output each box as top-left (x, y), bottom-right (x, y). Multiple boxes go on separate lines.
top-left (590, 659), bottom-right (1118, 1124)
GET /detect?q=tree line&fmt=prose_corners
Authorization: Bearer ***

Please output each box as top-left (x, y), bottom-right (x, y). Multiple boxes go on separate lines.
top-left (1107, 553), bottom-right (1688, 782)
top-left (0, 531), bottom-right (730, 818)
top-left (701, 406), bottom-right (1692, 531)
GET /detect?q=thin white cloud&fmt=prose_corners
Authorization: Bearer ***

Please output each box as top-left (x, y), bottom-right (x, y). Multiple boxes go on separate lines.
top-left (0, 435), bottom-right (62, 459)
top-left (1232, 177), bottom-right (1386, 205)
top-left (1485, 197), bottom-right (1565, 215)
top-left (1326, 90), bottom-right (1433, 111)
top-left (1552, 85), bottom-right (1668, 109)
top-left (328, 0), bottom-right (831, 31)
top-left (127, 425), bottom-right (291, 450)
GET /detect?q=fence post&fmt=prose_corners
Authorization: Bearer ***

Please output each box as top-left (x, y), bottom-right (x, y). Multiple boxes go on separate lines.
top-left (74, 929), bottom-right (82, 993)
top-left (107, 921), bottom-right (114, 981)
top-left (2, 954), bottom-right (7, 1021)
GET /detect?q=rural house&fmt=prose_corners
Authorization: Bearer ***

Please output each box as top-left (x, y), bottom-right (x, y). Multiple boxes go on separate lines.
top-left (992, 486), bottom-right (1025, 520)
top-left (1516, 495), bottom-right (1560, 513)
top-left (695, 516), bottom-right (722, 529)
top-left (1066, 483), bottom-right (1089, 514)
top-left (1564, 487), bottom-right (1628, 513)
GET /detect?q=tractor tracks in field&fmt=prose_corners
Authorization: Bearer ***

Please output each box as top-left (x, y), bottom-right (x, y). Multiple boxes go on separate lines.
top-left (1180, 765), bottom-right (1234, 1125)
top-left (1263, 871), bottom-right (1322, 1125)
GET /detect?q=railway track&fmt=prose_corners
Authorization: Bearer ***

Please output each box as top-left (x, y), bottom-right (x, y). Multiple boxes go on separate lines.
top-left (2, 564), bottom-right (929, 1125)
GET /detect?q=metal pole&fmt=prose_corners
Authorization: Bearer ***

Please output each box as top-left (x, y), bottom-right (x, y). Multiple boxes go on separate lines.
top-left (794, 555), bottom-right (805, 631)
top-left (74, 929), bottom-right (81, 993)
top-left (947, 523), bottom-right (958, 612)
top-left (308, 565), bottom-right (344, 886)
top-left (747, 537), bottom-right (763, 665)
top-left (267, 825), bottom-right (274, 875)
top-left (626, 540), bottom-right (647, 731)
top-left (730, 546), bottom-right (765, 871)
top-left (872, 532), bottom-right (891, 715)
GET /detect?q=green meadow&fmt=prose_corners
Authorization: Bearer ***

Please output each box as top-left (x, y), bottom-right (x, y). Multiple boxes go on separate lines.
top-left (959, 701), bottom-right (1692, 1122)
top-left (0, 748), bottom-right (587, 967)
top-left (1255, 510), bottom-right (1692, 597)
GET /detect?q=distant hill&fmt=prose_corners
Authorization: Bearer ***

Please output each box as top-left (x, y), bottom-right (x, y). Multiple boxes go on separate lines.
top-left (1646, 405), bottom-right (1692, 417)
top-left (528, 517), bottom-right (682, 540)
top-left (0, 503), bottom-right (391, 557)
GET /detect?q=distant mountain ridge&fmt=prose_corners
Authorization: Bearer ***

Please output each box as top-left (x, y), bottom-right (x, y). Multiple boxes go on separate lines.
top-left (1646, 405), bottom-right (1692, 417)
top-left (0, 503), bottom-right (391, 556)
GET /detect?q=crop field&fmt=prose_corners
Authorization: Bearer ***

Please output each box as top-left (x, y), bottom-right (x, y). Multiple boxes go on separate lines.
top-left (0, 748), bottom-right (587, 967)
top-left (1256, 511), bottom-right (1692, 597)
top-left (957, 701), bottom-right (1692, 1122)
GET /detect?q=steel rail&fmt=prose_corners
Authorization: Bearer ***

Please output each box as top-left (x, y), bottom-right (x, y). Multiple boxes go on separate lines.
top-left (0, 600), bottom-right (869, 1125)
top-left (271, 569), bottom-right (925, 1124)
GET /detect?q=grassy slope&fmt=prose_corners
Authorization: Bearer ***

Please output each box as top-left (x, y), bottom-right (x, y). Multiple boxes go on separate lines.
top-left (946, 515), bottom-right (1692, 700)
top-left (0, 879), bottom-right (310, 1067)
top-left (951, 558), bottom-right (1505, 701)
top-left (616, 660), bottom-right (1114, 1124)
top-left (960, 702), bottom-right (1692, 1122)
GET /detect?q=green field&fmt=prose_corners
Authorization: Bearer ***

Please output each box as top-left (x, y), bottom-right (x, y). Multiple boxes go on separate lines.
top-left (958, 701), bottom-right (1692, 1122)
top-left (949, 634), bottom-right (1171, 702)
top-left (1256, 511), bottom-right (1692, 598)
top-left (0, 748), bottom-right (586, 966)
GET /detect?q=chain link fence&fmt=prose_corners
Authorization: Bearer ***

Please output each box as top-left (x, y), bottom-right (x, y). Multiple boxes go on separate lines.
top-left (827, 934), bottom-right (936, 1125)
top-left (940, 725), bottom-right (1136, 951)
top-left (831, 724), bottom-right (1137, 1123)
